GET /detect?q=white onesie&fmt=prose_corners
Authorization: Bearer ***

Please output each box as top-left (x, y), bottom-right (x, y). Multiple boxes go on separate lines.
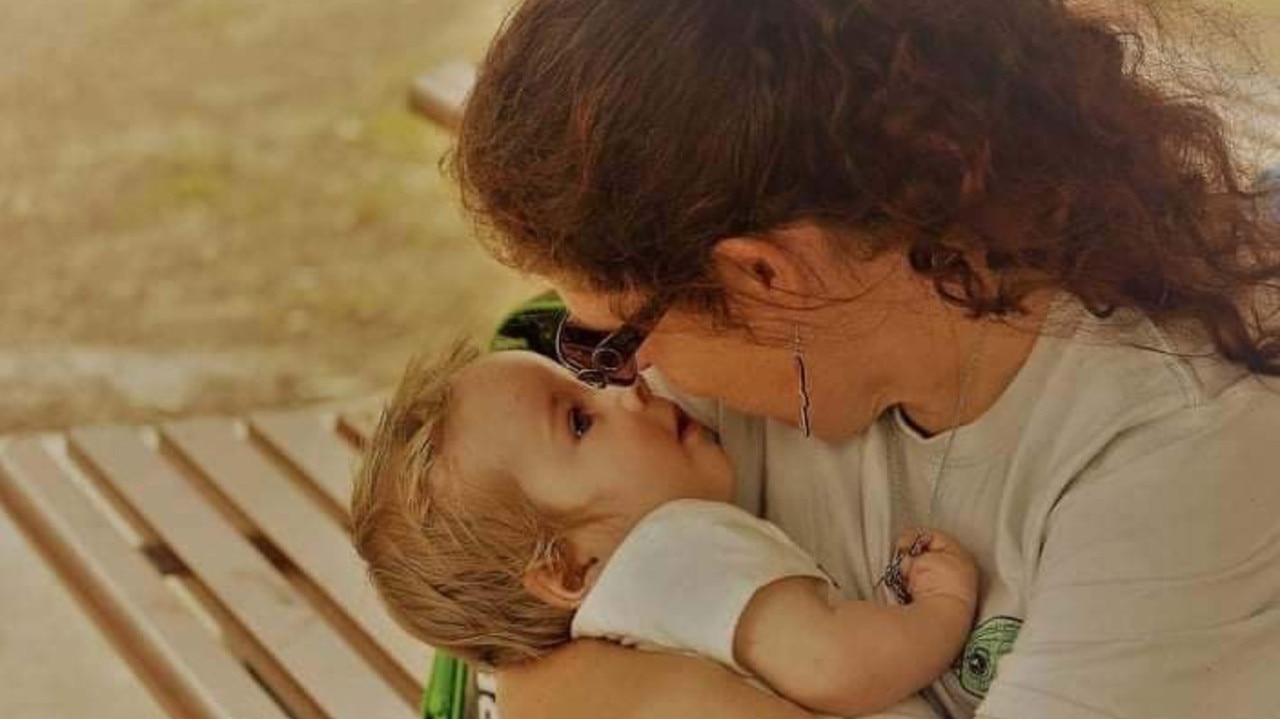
top-left (570, 498), bottom-right (940, 719)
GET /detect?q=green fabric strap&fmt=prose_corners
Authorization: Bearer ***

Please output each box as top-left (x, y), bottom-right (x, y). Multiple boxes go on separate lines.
top-left (423, 653), bottom-right (471, 719)
top-left (488, 290), bottom-right (565, 358)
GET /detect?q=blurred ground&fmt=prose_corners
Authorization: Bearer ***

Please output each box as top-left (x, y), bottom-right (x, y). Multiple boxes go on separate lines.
top-left (0, 0), bottom-right (1276, 434)
top-left (0, 0), bottom-right (537, 433)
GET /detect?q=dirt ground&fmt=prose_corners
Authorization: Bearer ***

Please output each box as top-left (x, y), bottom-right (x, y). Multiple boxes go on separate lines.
top-left (0, 0), bottom-right (542, 432)
top-left (0, 0), bottom-right (1276, 434)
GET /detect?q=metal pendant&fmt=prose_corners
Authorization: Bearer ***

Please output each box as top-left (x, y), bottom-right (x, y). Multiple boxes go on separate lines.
top-left (875, 531), bottom-right (931, 604)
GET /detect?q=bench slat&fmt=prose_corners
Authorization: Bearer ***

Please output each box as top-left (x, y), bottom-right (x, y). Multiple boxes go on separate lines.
top-left (0, 437), bottom-right (290, 719)
top-left (338, 400), bottom-right (383, 450)
top-left (70, 426), bottom-right (414, 719)
top-left (163, 418), bottom-right (428, 699)
top-left (408, 61), bottom-right (475, 131)
top-left (250, 410), bottom-right (358, 522)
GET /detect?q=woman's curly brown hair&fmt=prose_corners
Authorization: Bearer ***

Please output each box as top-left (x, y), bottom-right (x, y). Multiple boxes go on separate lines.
top-left (449, 0), bottom-right (1280, 373)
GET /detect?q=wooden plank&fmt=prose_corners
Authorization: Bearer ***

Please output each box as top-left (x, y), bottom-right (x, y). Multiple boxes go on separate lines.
top-left (0, 502), bottom-right (169, 719)
top-left (337, 399), bottom-right (383, 449)
top-left (249, 410), bottom-right (357, 525)
top-left (162, 417), bottom-right (429, 701)
top-left (408, 60), bottom-right (475, 131)
top-left (70, 426), bottom-right (414, 719)
top-left (0, 437), bottom-right (290, 719)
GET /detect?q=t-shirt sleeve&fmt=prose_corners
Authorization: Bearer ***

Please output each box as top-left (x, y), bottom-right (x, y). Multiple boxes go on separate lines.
top-left (980, 390), bottom-right (1280, 719)
top-left (570, 500), bottom-right (830, 673)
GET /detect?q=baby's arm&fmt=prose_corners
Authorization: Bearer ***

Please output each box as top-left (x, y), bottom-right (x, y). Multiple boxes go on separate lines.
top-left (733, 530), bottom-right (977, 717)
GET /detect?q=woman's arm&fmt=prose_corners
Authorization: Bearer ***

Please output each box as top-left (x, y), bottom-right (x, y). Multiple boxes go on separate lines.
top-left (497, 638), bottom-right (815, 719)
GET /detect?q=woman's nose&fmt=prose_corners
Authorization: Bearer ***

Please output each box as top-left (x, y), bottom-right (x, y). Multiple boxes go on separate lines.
top-left (635, 344), bottom-right (655, 373)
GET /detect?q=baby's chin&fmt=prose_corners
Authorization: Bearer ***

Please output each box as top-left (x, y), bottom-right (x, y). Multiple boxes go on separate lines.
top-left (708, 474), bottom-right (736, 504)
top-left (682, 475), bottom-right (736, 506)
top-left (626, 482), bottom-right (735, 527)
top-left (700, 442), bottom-right (737, 505)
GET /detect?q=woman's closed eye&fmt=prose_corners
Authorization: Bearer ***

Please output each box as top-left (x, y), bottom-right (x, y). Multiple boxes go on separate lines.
top-left (569, 405), bottom-right (594, 439)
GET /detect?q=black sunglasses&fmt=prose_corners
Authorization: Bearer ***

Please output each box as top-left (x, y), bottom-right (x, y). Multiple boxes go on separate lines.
top-left (555, 296), bottom-right (667, 388)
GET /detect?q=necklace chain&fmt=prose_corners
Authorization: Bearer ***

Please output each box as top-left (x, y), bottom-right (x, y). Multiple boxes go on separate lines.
top-left (896, 322), bottom-right (983, 524)
top-left (878, 324), bottom-right (987, 603)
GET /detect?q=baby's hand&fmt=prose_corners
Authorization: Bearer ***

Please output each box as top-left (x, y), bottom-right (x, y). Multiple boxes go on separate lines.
top-left (895, 529), bottom-right (979, 611)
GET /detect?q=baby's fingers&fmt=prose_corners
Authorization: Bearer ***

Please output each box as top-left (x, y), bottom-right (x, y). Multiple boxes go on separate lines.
top-left (918, 529), bottom-right (965, 556)
top-left (899, 528), bottom-right (971, 561)
top-left (895, 528), bottom-right (933, 556)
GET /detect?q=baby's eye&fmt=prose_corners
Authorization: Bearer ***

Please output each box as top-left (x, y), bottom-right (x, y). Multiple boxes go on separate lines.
top-left (569, 405), bottom-right (593, 439)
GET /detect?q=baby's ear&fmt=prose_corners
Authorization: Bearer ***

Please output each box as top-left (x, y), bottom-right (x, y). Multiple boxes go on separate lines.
top-left (522, 541), bottom-right (598, 610)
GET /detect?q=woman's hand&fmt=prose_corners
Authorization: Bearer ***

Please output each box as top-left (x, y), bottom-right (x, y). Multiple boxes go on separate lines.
top-left (497, 638), bottom-right (815, 719)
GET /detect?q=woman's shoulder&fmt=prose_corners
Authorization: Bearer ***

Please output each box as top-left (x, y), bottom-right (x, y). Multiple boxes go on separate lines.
top-left (1042, 304), bottom-right (1280, 524)
top-left (1019, 299), bottom-right (1271, 440)
top-left (1070, 355), bottom-right (1280, 488)
top-left (1067, 302), bottom-right (1279, 435)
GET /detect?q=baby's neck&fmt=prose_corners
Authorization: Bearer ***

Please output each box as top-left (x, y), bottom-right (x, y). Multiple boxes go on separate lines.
top-left (576, 496), bottom-right (725, 596)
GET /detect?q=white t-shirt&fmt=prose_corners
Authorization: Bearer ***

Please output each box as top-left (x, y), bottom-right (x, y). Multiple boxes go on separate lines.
top-left (570, 499), bottom-right (827, 671)
top-left (657, 297), bottom-right (1280, 719)
top-left (571, 499), bottom-right (939, 719)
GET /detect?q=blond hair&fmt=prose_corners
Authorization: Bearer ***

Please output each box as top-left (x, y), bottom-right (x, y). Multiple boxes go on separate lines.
top-left (351, 341), bottom-right (577, 668)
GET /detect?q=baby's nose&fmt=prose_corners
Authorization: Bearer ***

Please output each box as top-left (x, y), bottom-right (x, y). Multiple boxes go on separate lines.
top-left (618, 376), bottom-right (653, 411)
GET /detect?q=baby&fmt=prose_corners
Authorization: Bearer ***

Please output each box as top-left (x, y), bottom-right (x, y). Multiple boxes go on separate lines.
top-left (351, 344), bottom-right (978, 718)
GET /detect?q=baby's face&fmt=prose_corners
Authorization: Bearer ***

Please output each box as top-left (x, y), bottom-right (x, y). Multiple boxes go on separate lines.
top-left (445, 351), bottom-right (734, 527)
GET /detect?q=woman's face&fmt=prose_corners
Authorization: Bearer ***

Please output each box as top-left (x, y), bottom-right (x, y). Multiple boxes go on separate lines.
top-left (551, 239), bottom-right (937, 441)
top-left (553, 284), bottom-right (894, 441)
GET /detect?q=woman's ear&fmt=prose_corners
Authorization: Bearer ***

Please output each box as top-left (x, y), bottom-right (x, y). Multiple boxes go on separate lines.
top-left (712, 229), bottom-right (827, 301)
top-left (522, 543), bottom-right (599, 610)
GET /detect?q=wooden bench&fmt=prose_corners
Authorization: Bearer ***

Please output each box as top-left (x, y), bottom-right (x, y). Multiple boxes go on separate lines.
top-left (0, 401), bottom-right (432, 719)
top-left (408, 61), bottom-right (475, 132)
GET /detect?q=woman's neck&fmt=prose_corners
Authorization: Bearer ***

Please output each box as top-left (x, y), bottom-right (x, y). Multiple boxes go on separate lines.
top-left (895, 297), bottom-right (1051, 437)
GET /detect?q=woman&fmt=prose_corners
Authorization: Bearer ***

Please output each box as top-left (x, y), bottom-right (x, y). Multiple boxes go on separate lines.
top-left (448, 0), bottom-right (1280, 717)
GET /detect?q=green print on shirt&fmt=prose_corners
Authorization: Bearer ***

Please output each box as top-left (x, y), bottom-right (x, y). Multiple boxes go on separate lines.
top-left (954, 615), bottom-right (1023, 698)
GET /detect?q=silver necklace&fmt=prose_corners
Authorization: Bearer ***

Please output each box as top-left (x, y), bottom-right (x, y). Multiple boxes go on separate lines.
top-left (877, 323), bottom-right (988, 603)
